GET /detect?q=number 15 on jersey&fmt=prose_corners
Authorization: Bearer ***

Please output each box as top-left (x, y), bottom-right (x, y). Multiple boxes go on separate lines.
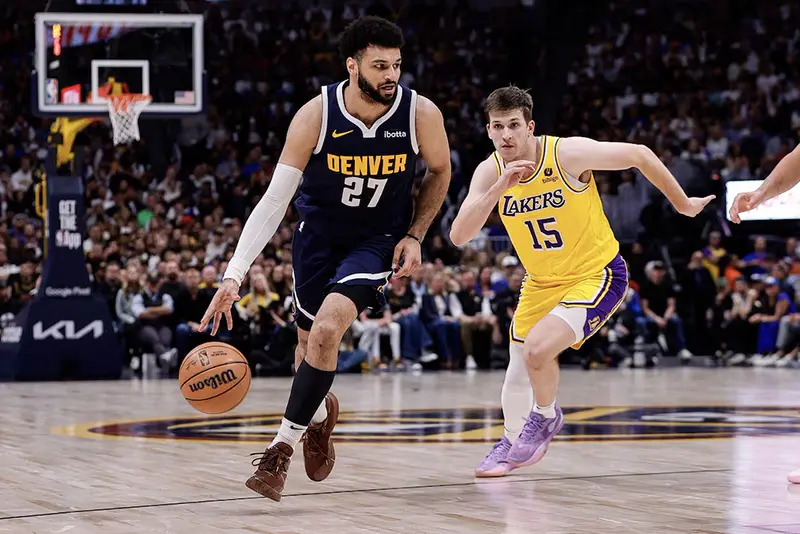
top-left (524, 217), bottom-right (564, 250)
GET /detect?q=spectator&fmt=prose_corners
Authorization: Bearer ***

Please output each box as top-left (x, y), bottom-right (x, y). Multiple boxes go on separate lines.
top-left (639, 261), bottom-right (692, 362)
top-left (701, 231), bottom-right (727, 281)
top-left (131, 272), bottom-right (176, 366)
top-left (236, 273), bottom-right (279, 319)
top-left (155, 166), bottom-right (182, 204)
top-left (115, 265), bottom-right (143, 366)
top-left (750, 277), bottom-right (795, 365)
top-left (420, 273), bottom-right (462, 370)
top-left (205, 227), bottom-right (229, 263)
top-left (742, 236), bottom-right (770, 275)
top-left (352, 304), bottom-right (401, 369)
top-left (453, 269), bottom-right (498, 370)
top-left (385, 277), bottom-right (436, 365)
top-left (476, 266), bottom-right (499, 298)
top-left (772, 307), bottom-right (800, 368)
top-left (236, 272), bottom-right (285, 344)
top-left (199, 265), bottom-right (219, 290)
top-left (173, 267), bottom-right (215, 359)
top-left (10, 156), bottom-right (33, 194)
top-left (96, 261), bottom-right (123, 321)
top-left (7, 261), bottom-right (36, 306)
top-left (409, 264), bottom-right (431, 306)
top-left (680, 251), bottom-right (717, 353)
top-left (160, 260), bottom-right (184, 298)
top-left (718, 278), bottom-right (759, 365)
top-left (269, 264), bottom-right (290, 300)
top-left (492, 270), bottom-right (523, 347)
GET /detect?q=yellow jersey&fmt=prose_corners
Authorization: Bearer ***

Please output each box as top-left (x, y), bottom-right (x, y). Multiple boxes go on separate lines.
top-left (494, 135), bottom-right (619, 284)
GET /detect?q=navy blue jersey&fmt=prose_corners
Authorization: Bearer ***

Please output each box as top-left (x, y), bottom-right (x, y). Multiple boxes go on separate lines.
top-left (295, 81), bottom-right (420, 239)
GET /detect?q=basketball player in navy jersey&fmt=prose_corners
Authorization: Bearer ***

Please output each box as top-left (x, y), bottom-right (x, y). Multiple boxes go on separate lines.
top-left (199, 16), bottom-right (451, 501)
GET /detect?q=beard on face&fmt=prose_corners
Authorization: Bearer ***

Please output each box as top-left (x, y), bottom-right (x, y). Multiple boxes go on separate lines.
top-left (357, 70), bottom-right (396, 105)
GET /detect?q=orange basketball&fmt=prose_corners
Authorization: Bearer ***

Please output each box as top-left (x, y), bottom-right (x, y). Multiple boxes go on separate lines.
top-left (179, 341), bottom-right (251, 414)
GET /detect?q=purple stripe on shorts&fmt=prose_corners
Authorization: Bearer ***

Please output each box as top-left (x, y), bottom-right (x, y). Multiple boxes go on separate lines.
top-left (583, 254), bottom-right (629, 339)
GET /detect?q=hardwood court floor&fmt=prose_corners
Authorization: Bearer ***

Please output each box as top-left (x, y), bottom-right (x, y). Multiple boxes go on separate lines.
top-left (3, 368), bottom-right (800, 533)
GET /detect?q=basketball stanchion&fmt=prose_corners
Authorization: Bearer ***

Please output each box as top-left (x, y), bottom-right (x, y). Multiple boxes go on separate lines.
top-left (0, 119), bottom-right (122, 381)
top-left (49, 116), bottom-right (103, 170)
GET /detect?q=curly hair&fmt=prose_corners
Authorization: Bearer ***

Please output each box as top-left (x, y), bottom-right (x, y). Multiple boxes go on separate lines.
top-left (338, 16), bottom-right (405, 61)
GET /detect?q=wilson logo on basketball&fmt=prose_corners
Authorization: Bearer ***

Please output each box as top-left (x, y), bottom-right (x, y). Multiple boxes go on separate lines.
top-left (189, 369), bottom-right (238, 392)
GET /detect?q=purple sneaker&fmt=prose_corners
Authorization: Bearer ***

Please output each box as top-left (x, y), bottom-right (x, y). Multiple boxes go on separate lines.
top-left (475, 436), bottom-right (516, 478)
top-left (507, 405), bottom-right (564, 467)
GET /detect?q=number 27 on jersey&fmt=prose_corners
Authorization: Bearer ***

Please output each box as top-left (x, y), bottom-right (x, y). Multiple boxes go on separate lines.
top-left (341, 176), bottom-right (387, 208)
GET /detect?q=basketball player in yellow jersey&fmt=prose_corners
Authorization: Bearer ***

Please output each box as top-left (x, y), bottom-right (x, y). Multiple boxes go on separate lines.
top-left (450, 86), bottom-right (714, 477)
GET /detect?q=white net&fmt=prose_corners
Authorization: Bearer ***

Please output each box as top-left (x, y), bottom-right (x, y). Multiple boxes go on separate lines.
top-left (107, 94), bottom-right (152, 145)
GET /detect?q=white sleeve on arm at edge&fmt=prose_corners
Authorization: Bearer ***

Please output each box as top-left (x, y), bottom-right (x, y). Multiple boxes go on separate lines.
top-left (223, 163), bottom-right (303, 285)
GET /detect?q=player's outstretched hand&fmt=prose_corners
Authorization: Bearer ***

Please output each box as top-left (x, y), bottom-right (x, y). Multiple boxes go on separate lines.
top-left (729, 190), bottom-right (766, 224)
top-left (499, 160), bottom-right (537, 190)
top-left (198, 279), bottom-right (240, 336)
top-left (392, 235), bottom-right (421, 278)
top-left (677, 195), bottom-right (716, 217)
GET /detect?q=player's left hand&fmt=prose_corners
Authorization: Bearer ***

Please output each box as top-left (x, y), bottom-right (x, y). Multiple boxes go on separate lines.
top-left (198, 278), bottom-right (240, 335)
top-left (392, 236), bottom-right (421, 278)
top-left (677, 195), bottom-right (716, 217)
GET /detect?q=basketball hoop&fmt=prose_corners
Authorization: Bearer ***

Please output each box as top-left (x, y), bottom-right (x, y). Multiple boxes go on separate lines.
top-left (106, 94), bottom-right (152, 145)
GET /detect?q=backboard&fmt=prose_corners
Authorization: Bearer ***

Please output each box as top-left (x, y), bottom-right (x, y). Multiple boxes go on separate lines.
top-left (33, 12), bottom-right (204, 117)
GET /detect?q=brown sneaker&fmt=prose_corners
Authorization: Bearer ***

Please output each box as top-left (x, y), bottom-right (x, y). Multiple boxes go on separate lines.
top-left (303, 392), bottom-right (340, 481)
top-left (245, 442), bottom-right (293, 502)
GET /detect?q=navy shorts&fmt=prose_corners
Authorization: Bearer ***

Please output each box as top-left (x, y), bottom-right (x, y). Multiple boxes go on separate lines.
top-left (291, 224), bottom-right (398, 331)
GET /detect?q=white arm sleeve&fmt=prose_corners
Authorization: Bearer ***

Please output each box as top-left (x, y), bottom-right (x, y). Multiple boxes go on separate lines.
top-left (223, 163), bottom-right (303, 285)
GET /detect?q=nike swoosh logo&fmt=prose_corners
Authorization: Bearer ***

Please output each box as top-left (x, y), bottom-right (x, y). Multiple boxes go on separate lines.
top-left (548, 418), bottom-right (558, 433)
top-left (289, 425), bottom-right (304, 431)
top-left (332, 129), bottom-right (354, 138)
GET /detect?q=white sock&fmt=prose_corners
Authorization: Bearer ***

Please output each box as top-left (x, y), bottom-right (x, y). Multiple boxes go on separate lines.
top-left (270, 418), bottom-right (307, 449)
top-left (501, 343), bottom-right (534, 442)
top-left (310, 400), bottom-right (328, 425)
top-left (533, 400), bottom-right (556, 419)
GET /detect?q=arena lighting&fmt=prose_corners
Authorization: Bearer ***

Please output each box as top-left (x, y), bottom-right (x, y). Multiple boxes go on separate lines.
top-left (725, 179), bottom-right (800, 221)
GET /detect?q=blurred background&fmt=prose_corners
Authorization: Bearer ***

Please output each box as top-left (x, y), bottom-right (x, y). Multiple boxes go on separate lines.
top-left (1, 0), bottom-right (799, 380)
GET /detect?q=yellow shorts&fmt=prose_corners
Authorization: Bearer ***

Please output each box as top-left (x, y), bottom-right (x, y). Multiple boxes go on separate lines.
top-left (510, 253), bottom-right (629, 349)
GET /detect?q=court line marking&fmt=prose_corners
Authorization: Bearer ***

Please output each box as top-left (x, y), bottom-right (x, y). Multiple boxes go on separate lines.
top-left (49, 403), bottom-right (800, 431)
top-left (0, 468), bottom-right (731, 521)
